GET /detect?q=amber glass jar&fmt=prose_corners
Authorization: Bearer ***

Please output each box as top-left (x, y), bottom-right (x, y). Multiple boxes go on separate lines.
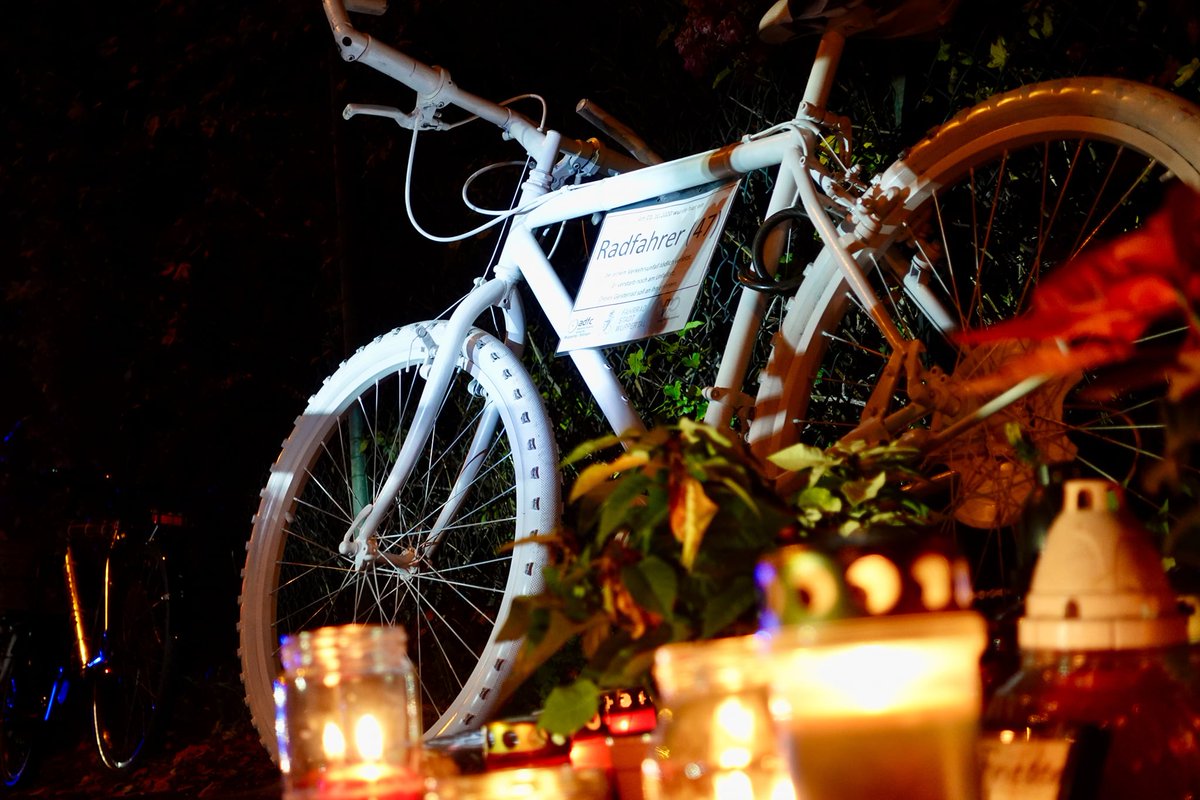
top-left (982, 480), bottom-right (1200, 799)
top-left (986, 648), bottom-right (1200, 798)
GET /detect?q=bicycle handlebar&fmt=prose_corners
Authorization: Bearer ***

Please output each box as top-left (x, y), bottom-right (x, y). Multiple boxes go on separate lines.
top-left (344, 0), bottom-right (387, 15)
top-left (321, 0), bottom-right (643, 177)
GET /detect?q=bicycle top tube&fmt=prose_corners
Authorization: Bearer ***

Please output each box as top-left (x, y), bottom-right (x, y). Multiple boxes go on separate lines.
top-left (521, 128), bottom-right (808, 230)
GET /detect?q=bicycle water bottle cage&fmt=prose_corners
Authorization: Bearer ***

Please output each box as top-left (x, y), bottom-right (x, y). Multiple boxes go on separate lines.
top-left (737, 207), bottom-right (810, 294)
top-left (758, 0), bottom-right (959, 44)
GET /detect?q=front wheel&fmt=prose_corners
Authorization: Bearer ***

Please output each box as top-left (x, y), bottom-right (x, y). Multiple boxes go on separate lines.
top-left (238, 323), bottom-right (560, 760)
top-left (752, 78), bottom-right (1200, 591)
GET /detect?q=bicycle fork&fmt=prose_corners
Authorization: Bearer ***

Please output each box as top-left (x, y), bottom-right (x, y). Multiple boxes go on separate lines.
top-left (338, 274), bottom-right (521, 571)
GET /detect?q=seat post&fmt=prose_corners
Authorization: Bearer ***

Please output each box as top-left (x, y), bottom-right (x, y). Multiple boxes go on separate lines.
top-left (800, 29), bottom-right (847, 112)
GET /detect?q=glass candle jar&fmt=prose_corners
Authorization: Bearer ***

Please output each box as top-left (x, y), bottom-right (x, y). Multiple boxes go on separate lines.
top-left (423, 765), bottom-right (609, 800)
top-left (643, 634), bottom-right (795, 800)
top-left (276, 624), bottom-right (422, 800)
top-left (765, 611), bottom-right (987, 800)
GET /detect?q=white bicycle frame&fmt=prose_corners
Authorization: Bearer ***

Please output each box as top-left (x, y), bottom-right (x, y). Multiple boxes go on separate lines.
top-left (320, 0), bottom-right (957, 558)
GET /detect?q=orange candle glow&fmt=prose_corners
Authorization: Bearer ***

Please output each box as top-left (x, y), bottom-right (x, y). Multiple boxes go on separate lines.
top-left (766, 611), bottom-right (987, 800)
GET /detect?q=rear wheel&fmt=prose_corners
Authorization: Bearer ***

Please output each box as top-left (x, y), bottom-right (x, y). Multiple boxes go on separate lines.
top-left (752, 78), bottom-right (1200, 593)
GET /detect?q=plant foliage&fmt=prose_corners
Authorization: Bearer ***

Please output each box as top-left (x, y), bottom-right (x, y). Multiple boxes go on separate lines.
top-left (771, 438), bottom-right (939, 538)
top-left (497, 420), bottom-right (791, 732)
top-left (498, 421), bottom-right (933, 734)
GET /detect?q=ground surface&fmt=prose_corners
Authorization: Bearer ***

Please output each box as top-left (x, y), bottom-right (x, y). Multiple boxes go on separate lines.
top-left (4, 656), bottom-right (283, 800)
top-left (1, 522), bottom-right (285, 800)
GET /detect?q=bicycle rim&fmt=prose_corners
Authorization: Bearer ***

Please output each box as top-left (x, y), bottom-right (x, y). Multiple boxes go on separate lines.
top-left (92, 540), bottom-right (174, 770)
top-left (238, 323), bottom-right (559, 760)
top-left (753, 78), bottom-right (1200, 593)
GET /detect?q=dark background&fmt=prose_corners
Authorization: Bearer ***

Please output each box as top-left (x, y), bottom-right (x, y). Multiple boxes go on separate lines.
top-left (6, 0), bottom-right (1198, 530)
top-left (1, 1), bottom-right (1198, 789)
top-left (1, 0), bottom-right (719, 543)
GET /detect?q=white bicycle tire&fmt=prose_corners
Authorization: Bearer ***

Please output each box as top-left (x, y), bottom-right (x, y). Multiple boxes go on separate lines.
top-left (238, 321), bottom-right (559, 759)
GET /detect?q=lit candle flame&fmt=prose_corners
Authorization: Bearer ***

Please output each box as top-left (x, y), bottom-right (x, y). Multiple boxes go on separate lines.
top-left (715, 696), bottom-right (757, 770)
top-left (323, 721), bottom-right (347, 761)
top-left (713, 769), bottom-right (754, 800)
top-left (355, 713), bottom-right (385, 761)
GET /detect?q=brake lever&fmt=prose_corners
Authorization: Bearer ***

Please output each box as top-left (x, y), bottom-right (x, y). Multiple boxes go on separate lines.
top-left (342, 103), bottom-right (450, 131)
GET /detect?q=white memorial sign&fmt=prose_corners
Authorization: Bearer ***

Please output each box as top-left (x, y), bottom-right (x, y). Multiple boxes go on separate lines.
top-left (558, 180), bottom-right (739, 352)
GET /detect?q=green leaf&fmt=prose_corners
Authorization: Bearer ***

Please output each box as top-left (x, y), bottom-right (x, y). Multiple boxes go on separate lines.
top-left (599, 645), bottom-right (660, 689)
top-left (1176, 57), bottom-right (1200, 88)
top-left (843, 471), bottom-right (886, 507)
top-left (678, 416), bottom-right (731, 448)
top-left (669, 471), bottom-right (718, 569)
top-left (768, 442), bottom-right (831, 472)
top-left (622, 555), bottom-right (678, 616)
top-left (795, 486), bottom-right (842, 514)
top-left (570, 451), bottom-right (650, 502)
top-left (987, 37), bottom-right (1008, 70)
top-left (596, 473), bottom-right (657, 542)
top-left (496, 594), bottom-right (536, 642)
top-left (700, 576), bottom-right (757, 638)
top-left (625, 348), bottom-right (648, 377)
top-left (561, 433), bottom-right (625, 467)
top-left (498, 606), bottom-right (599, 707)
top-left (717, 475), bottom-right (760, 515)
top-left (540, 679), bottom-right (602, 736)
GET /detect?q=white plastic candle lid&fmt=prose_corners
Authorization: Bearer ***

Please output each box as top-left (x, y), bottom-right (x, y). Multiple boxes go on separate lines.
top-left (1019, 479), bottom-right (1187, 651)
